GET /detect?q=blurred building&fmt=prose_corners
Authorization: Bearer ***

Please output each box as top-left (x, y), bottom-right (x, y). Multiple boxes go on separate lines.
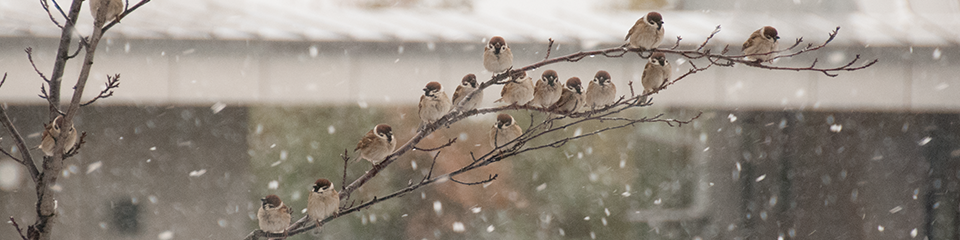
top-left (0, 0), bottom-right (958, 239)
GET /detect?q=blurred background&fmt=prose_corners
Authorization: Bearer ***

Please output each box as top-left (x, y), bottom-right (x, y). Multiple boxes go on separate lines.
top-left (0, 0), bottom-right (958, 239)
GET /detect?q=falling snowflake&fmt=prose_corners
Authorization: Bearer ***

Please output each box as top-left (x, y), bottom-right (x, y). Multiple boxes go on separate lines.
top-left (86, 161), bottom-right (102, 174)
top-left (211, 102), bottom-right (226, 114)
top-left (830, 124), bottom-right (842, 133)
top-left (452, 222), bottom-right (465, 233)
top-left (188, 169), bottom-right (206, 177)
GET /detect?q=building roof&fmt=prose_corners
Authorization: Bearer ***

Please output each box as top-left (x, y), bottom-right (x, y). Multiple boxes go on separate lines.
top-left (1, 0), bottom-right (957, 47)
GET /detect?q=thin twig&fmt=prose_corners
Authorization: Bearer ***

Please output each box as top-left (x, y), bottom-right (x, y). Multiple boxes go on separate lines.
top-left (81, 74), bottom-right (120, 106)
top-left (423, 151), bottom-right (440, 181)
top-left (543, 38), bottom-right (555, 60)
top-left (0, 104), bottom-right (40, 182)
top-left (450, 174), bottom-right (498, 185)
top-left (340, 149), bottom-right (349, 192)
top-left (102, 0), bottom-right (152, 32)
top-left (25, 48), bottom-right (51, 83)
top-left (9, 217), bottom-right (28, 240)
top-left (412, 138), bottom-right (457, 152)
top-left (697, 25), bottom-right (721, 51)
top-left (66, 38), bottom-right (84, 59)
top-left (40, 0), bottom-right (64, 28)
top-left (669, 36), bottom-right (683, 50)
top-left (49, 0), bottom-right (69, 22)
top-left (0, 140), bottom-right (25, 163)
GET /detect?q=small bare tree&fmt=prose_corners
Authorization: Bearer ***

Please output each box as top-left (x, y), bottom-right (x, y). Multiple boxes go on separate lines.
top-left (1, 0), bottom-right (151, 239)
top-left (242, 26), bottom-right (875, 239)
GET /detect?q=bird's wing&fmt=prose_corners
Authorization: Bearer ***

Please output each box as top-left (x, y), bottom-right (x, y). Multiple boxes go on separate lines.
top-left (625, 17), bottom-right (645, 41)
top-left (743, 28), bottom-right (763, 50)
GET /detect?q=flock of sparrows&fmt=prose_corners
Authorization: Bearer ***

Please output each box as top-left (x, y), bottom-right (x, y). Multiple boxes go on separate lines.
top-left (42, 1), bottom-right (786, 235)
top-left (252, 11), bottom-right (780, 235)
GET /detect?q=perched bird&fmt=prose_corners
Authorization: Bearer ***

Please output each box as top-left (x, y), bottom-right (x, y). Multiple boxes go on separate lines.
top-left (584, 70), bottom-right (617, 110)
top-left (307, 179), bottom-right (340, 227)
top-left (550, 77), bottom-right (584, 114)
top-left (89, 0), bottom-right (123, 25)
top-left (355, 124), bottom-right (395, 164)
top-left (257, 194), bottom-right (292, 235)
top-left (419, 81), bottom-right (452, 125)
top-left (641, 52), bottom-right (672, 99)
top-left (530, 70), bottom-right (563, 108)
top-left (452, 74), bottom-right (483, 111)
top-left (625, 12), bottom-right (665, 50)
top-left (489, 113), bottom-right (523, 149)
top-left (496, 71), bottom-right (534, 105)
top-left (483, 36), bottom-right (513, 74)
top-left (39, 115), bottom-right (78, 157)
top-left (742, 26), bottom-right (780, 62)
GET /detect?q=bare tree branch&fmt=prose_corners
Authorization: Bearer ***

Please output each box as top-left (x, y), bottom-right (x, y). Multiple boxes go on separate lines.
top-left (66, 38), bottom-right (84, 59)
top-left (697, 25), bottom-right (721, 51)
top-left (543, 38), bottom-right (554, 60)
top-left (669, 35), bottom-right (682, 50)
top-left (450, 174), bottom-right (498, 186)
top-left (25, 48), bottom-right (51, 83)
top-left (101, 0), bottom-right (152, 32)
top-left (39, 0), bottom-right (65, 28)
top-left (0, 73), bottom-right (41, 182)
top-left (412, 138), bottom-right (457, 152)
top-left (9, 217), bottom-right (28, 240)
top-left (0, 104), bottom-right (41, 182)
top-left (81, 74), bottom-right (121, 106)
top-left (340, 149), bottom-right (350, 192)
top-left (0, 139), bottom-right (24, 164)
top-left (227, 25), bottom-right (873, 239)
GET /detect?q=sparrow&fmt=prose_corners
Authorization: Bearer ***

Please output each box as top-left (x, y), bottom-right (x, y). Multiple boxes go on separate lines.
top-left (39, 115), bottom-right (78, 157)
top-left (550, 77), bottom-right (584, 114)
top-left (742, 26), bottom-right (780, 62)
top-left (451, 74), bottom-right (483, 111)
top-left (419, 81), bottom-right (452, 125)
top-left (307, 179), bottom-right (340, 227)
top-left (489, 113), bottom-right (523, 149)
top-left (355, 124), bottom-right (395, 164)
top-left (624, 12), bottom-right (665, 50)
top-left (583, 70), bottom-right (617, 110)
top-left (530, 70), bottom-right (563, 108)
top-left (483, 36), bottom-right (513, 74)
top-left (641, 52), bottom-right (672, 101)
top-left (89, 0), bottom-right (123, 25)
top-left (495, 71), bottom-right (534, 105)
top-left (257, 194), bottom-right (292, 235)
